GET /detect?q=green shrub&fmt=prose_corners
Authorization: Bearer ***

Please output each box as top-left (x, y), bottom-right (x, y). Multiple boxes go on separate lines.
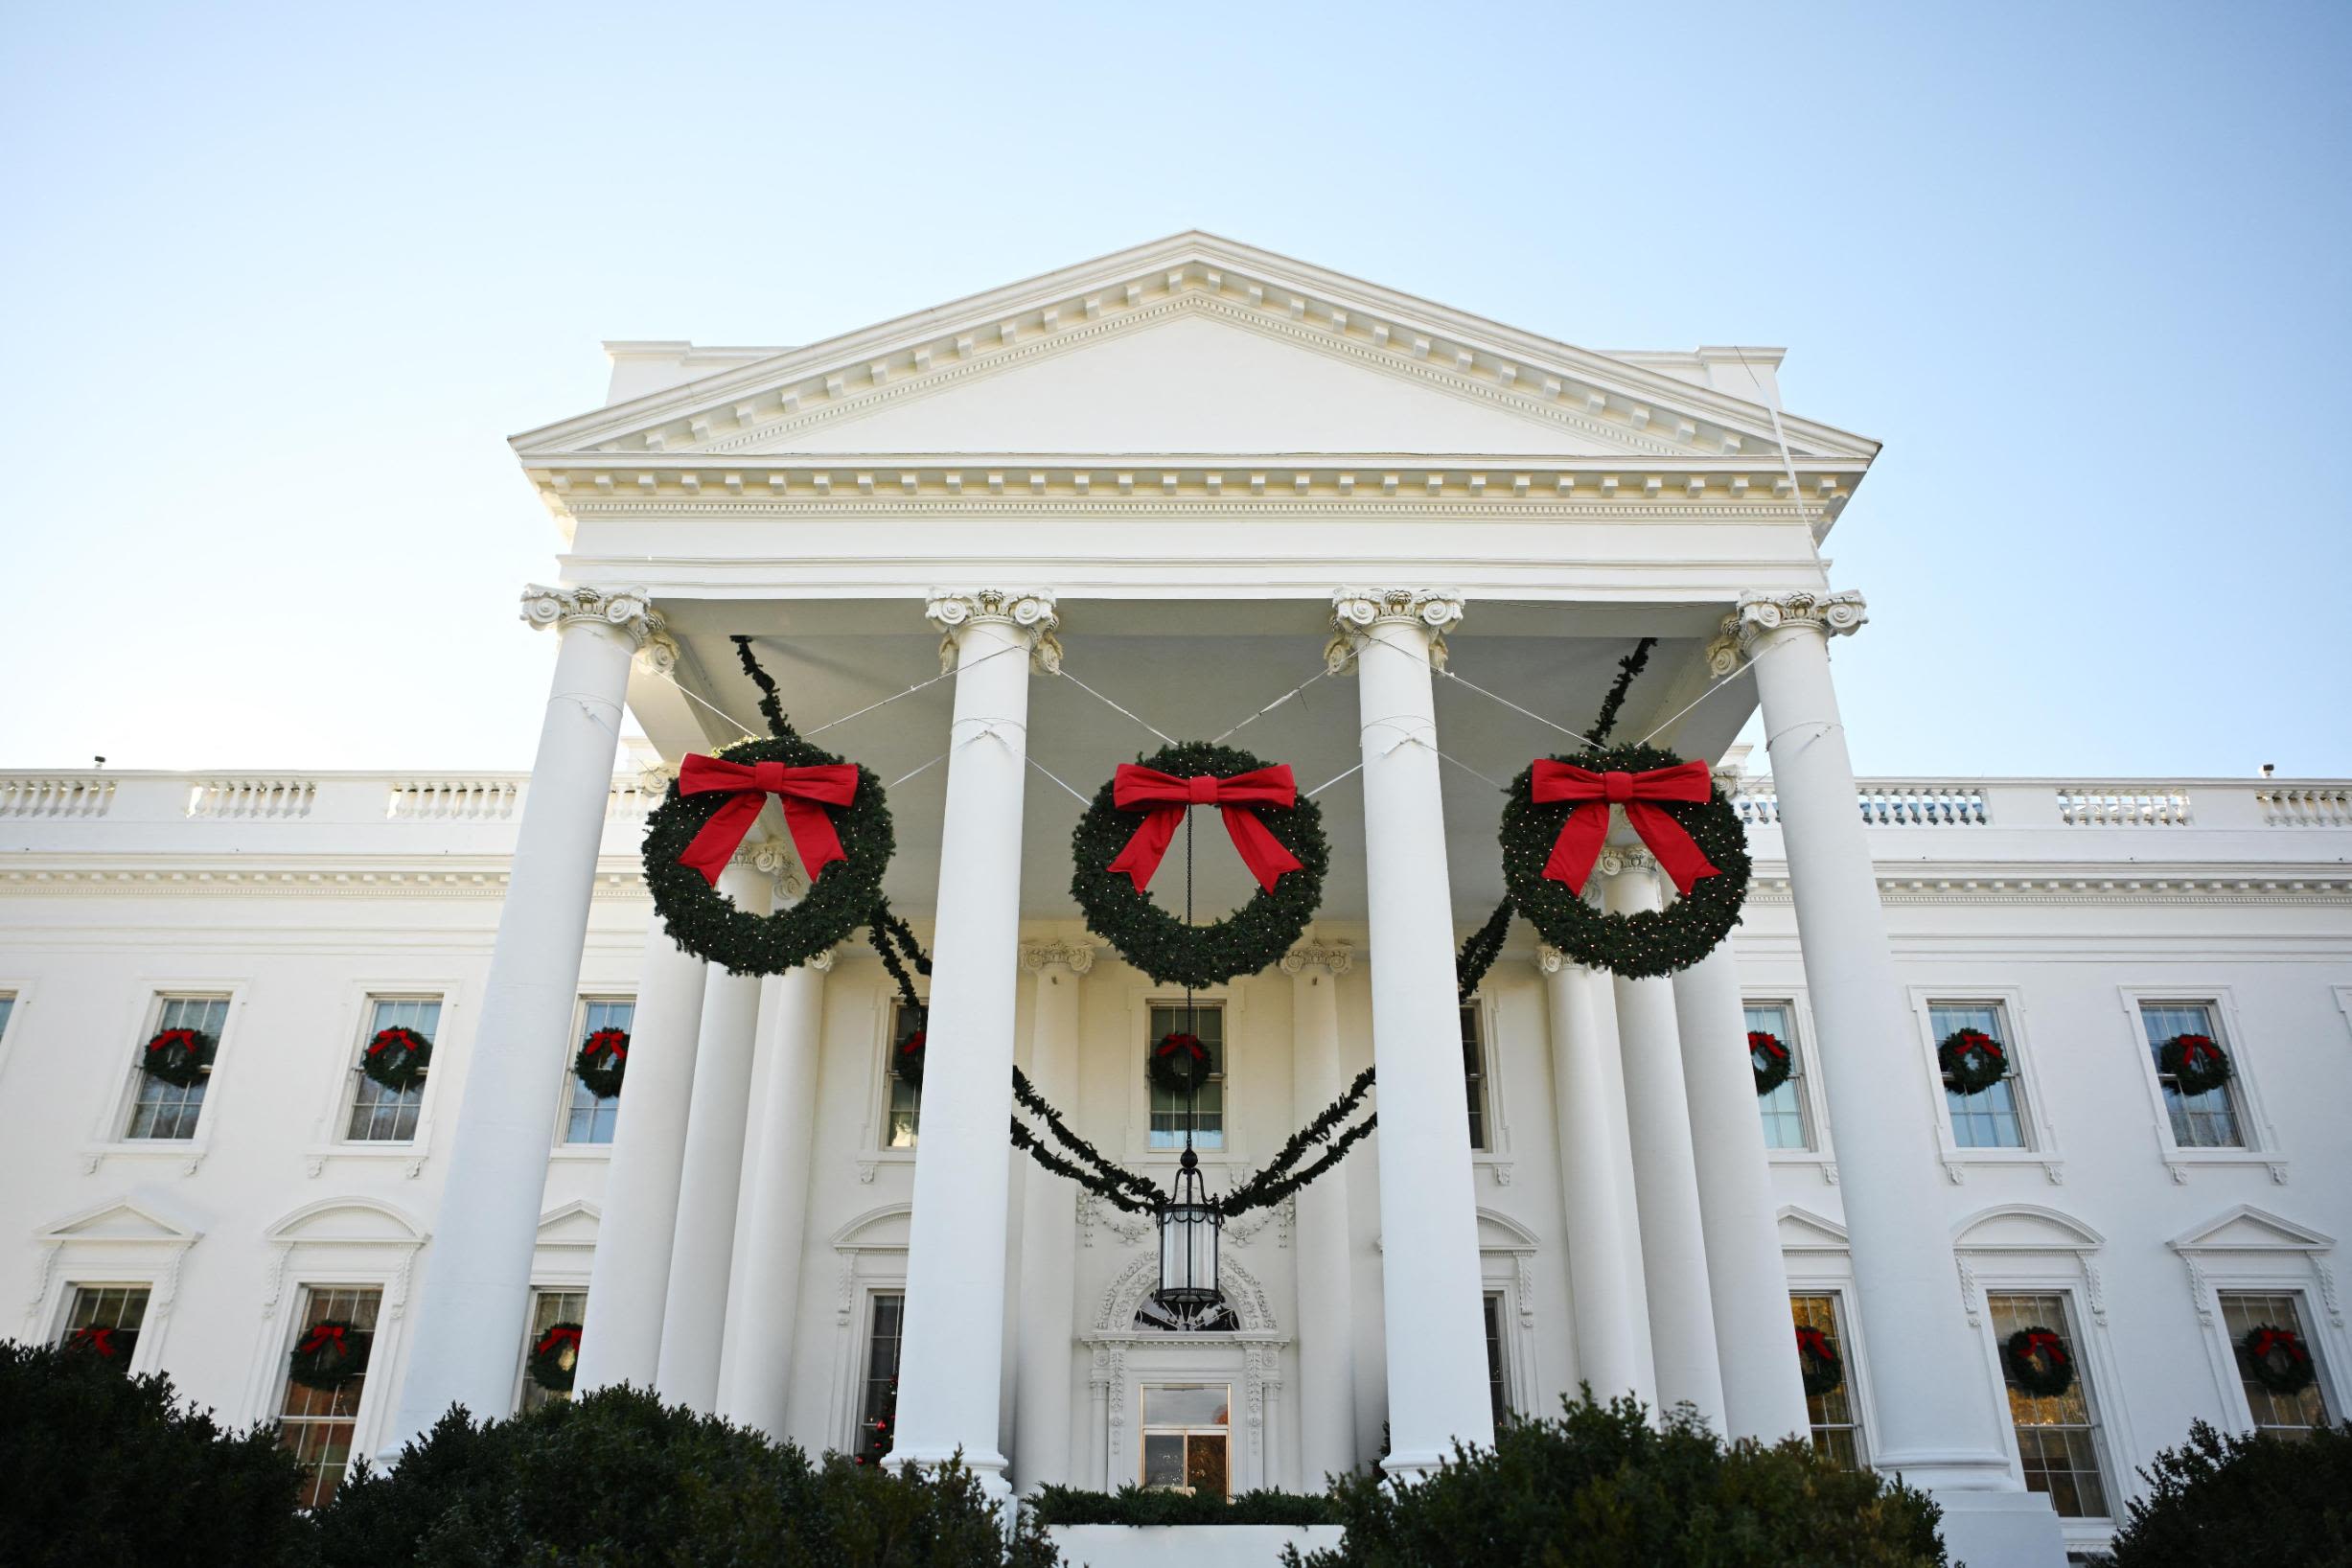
top-left (1290, 1392), bottom-right (1945, 1568)
top-left (1029, 1483), bottom-right (1338, 1526)
top-left (2103, 1418), bottom-right (2352, 1566)
top-left (308, 1384), bottom-right (1055, 1567)
top-left (0, 1338), bottom-right (308, 1568)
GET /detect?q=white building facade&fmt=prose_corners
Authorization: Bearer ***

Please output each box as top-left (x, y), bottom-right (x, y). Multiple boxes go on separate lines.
top-left (4, 236), bottom-right (2348, 1564)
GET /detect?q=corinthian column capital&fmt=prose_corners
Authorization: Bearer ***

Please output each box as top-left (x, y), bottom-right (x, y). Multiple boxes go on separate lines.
top-left (925, 588), bottom-right (1062, 674)
top-left (1326, 588), bottom-right (1465, 674)
top-left (519, 584), bottom-right (677, 671)
top-left (1707, 589), bottom-right (1867, 673)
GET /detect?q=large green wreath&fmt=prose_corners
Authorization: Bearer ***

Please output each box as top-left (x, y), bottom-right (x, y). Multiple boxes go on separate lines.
top-left (1499, 743), bottom-right (1751, 979)
top-left (1071, 740), bottom-right (1328, 989)
top-left (642, 733), bottom-right (894, 977)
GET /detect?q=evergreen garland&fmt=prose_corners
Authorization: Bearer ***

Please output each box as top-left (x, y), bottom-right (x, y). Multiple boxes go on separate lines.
top-left (2242, 1325), bottom-right (2317, 1395)
top-left (891, 1029), bottom-right (927, 1089)
top-left (1795, 1325), bottom-right (1843, 1397)
top-left (2002, 1327), bottom-right (2076, 1397)
top-left (1011, 1067), bottom-right (1164, 1211)
top-left (528, 1323), bottom-right (583, 1393)
top-left (1937, 1028), bottom-right (2007, 1095)
top-left (1749, 1030), bottom-right (1792, 1096)
top-left (2160, 1032), bottom-right (2234, 1096)
top-left (140, 1027), bottom-right (215, 1090)
top-left (1499, 743), bottom-right (1751, 979)
top-left (1454, 898), bottom-right (1513, 1000)
top-left (1584, 637), bottom-right (1658, 748)
top-left (361, 1026), bottom-right (431, 1091)
top-left (573, 1028), bottom-right (629, 1099)
top-left (1069, 740), bottom-right (1329, 989)
top-left (288, 1320), bottom-right (369, 1389)
top-left (1214, 1069), bottom-right (1376, 1218)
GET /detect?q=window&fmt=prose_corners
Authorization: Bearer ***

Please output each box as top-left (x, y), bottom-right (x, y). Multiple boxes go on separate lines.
top-left (127, 994), bottom-right (228, 1141)
top-left (858, 1292), bottom-right (904, 1462)
top-left (519, 1288), bottom-right (588, 1414)
top-left (1791, 1294), bottom-right (1864, 1469)
top-left (0, 993), bottom-right (15, 1044)
top-left (1141, 1384), bottom-right (1230, 1497)
top-left (1990, 1293), bottom-right (2110, 1518)
top-left (1148, 1001), bottom-right (1223, 1151)
top-left (2139, 1003), bottom-right (2243, 1149)
top-left (279, 1286), bottom-right (380, 1509)
top-left (2221, 1292), bottom-right (2332, 1436)
top-left (1930, 1003), bottom-right (2029, 1149)
top-left (1484, 1291), bottom-right (1510, 1426)
top-left (1746, 1001), bottom-right (1810, 1151)
top-left (564, 999), bottom-right (633, 1145)
top-left (885, 1003), bottom-right (923, 1149)
top-left (347, 998), bottom-right (438, 1142)
top-left (60, 1284), bottom-right (149, 1367)
top-left (1462, 1005), bottom-right (1488, 1151)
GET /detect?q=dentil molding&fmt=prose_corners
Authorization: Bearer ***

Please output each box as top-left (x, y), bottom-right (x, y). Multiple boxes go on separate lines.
top-left (925, 588), bottom-right (1062, 674)
top-left (1326, 588), bottom-right (1464, 674)
top-left (519, 583), bottom-right (678, 672)
top-left (1707, 588), bottom-right (1867, 673)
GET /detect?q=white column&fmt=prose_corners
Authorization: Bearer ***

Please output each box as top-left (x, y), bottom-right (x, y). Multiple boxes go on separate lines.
top-left (575, 908), bottom-right (709, 1393)
top-left (1282, 939), bottom-right (1360, 1483)
top-left (1328, 588), bottom-right (1493, 1479)
top-left (713, 950), bottom-right (832, 1435)
top-left (892, 588), bottom-right (1059, 1505)
top-left (389, 585), bottom-right (668, 1451)
top-left (1604, 853), bottom-right (1727, 1430)
top-left (1536, 946), bottom-right (1653, 1409)
top-left (1011, 937), bottom-right (1093, 1492)
top-left (1718, 591), bottom-right (2059, 1561)
top-left (653, 861), bottom-right (773, 1412)
top-left (1672, 941), bottom-right (1811, 1442)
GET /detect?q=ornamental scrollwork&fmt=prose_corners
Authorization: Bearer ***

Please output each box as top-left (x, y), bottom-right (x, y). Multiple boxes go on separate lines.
top-left (1280, 942), bottom-right (1355, 977)
top-left (925, 588), bottom-right (1062, 673)
top-left (1326, 588), bottom-right (1464, 673)
top-left (519, 584), bottom-right (670, 654)
top-left (1713, 589), bottom-right (1868, 668)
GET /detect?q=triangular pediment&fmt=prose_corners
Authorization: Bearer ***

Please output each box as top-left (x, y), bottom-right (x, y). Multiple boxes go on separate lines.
top-left (1777, 1206), bottom-right (1848, 1252)
top-left (537, 1201), bottom-right (601, 1248)
top-left (39, 1198), bottom-right (201, 1246)
top-left (513, 232), bottom-right (1878, 467)
top-left (2171, 1205), bottom-right (2333, 1255)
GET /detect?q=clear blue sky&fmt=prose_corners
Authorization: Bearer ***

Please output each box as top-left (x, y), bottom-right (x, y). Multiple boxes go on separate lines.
top-left (6, 1), bottom-right (2347, 776)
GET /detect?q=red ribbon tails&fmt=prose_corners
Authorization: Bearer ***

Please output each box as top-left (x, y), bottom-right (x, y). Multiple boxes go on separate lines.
top-left (1106, 764), bottom-right (1303, 893)
top-left (675, 754), bottom-right (860, 887)
top-left (1529, 759), bottom-right (1720, 896)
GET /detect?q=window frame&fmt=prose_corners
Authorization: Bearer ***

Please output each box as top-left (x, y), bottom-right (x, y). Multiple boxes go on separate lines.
top-left (858, 979), bottom-right (927, 1168)
top-left (274, 1282), bottom-right (386, 1510)
top-left (0, 981), bottom-right (26, 1079)
top-left (120, 991), bottom-right (234, 1142)
top-left (337, 992), bottom-right (448, 1148)
top-left (1454, 990), bottom-right (1517, 1180)
top-left (1978, 1287), bottom-right (2119, 1528)
top-left (1908, 987), bottom-right (2063, 1179)
top-left (1747, 987), bottom-right (1837, 1180)
top-left (551, 994), bottom-right (634, 1152)
top-left (2115, 985), bottom-right (2281, 1176)
top-left (1122, 980), bottom-right (1249, 1164)
top-left (83, 979), bottom-right (250, 1173)
top-left (1789, 1289), bottom-right (1868, 1471)
top-left (1145, 994), bottom-right (1230, 1153)
top-left (2171, 1211), bottom-right (2347, 1436)
top-left (1137, 1381), bottom-right (1234, 1497)
top-left (516, 1285), bottom-right (590, 1416)
top-left (2214, 1288), bottom-right (2337, 1436)
top-left (1743, 995), bottom-right (1817, 1155)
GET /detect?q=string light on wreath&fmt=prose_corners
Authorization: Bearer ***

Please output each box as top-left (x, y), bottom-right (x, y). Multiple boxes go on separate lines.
top-left (1749, 1030), bottom-right (1792, 1096)
top-left (288, 1320), bottom-right (369, 1390)
top-left (1795, 1325), bottom-right (1843, 1397)
top-left (362, 1026), bottom-right (431, 1092)
top-left (141, 1027), bottom-right (215, 1089)
top-left (2002, 1326), bottom-right (2076, 1397)
top-left (574, 1027), bottom-right (629, 1099)
top-left (2160, 1032), bottom-right (2234, 1096)
top-left (2242, 1325), bottom-right (2317, 1395)
top-left (529, 1323), bottom-right (584, 1393)
top-left (1937, 1028), bottom-right (2007, 1095)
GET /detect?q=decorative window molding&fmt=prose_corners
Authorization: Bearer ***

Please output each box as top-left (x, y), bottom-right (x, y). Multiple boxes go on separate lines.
top-left (0, 979), bottom-right (34, 1088)
top-left (856, 976), bottom-right (924, 1168)
top-left (304, 979), bottom-right (464, 1175)
top-left (1908, 988), bottom-right (2063, 1183)
top-left (24, 1197), bottom-right (203, 1374)
top-left (1748, 988), bottom-right (1837, 1178)
top-left (81, 980), bottom-right (251, 1177)
top-left (827, 1204), bottom-right (911, 1451)
top-left (2168, 1205), bottom-right (2346, 1428)
top-left (1777, 1207), bottom-right (1886, 1463)
top-left (1123, 979), bottom-right (1252, 1165)
top-left (1080, 1252), bottom-right (1288, 1493)
top-left (2116, 986), bottom-right (2283, 1180)
top-left (1477, 1209), bottom-right (1541, 1418)
top-left (550, 995), bottom-right (634, 1154)
top-left (240, 1196), bottom-right (428, 1453)
top-left (1462, 989), bottom-right (1517, 1187)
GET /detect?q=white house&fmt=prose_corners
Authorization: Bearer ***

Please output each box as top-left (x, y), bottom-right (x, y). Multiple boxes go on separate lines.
top-left (3, 235), bottom-right (2346, 1566)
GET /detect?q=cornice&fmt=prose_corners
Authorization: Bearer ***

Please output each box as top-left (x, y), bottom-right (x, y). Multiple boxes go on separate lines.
top-left (1745, 871), bottom-right (2352, 907)
top-left (0, 860), bottom-right (651, 900)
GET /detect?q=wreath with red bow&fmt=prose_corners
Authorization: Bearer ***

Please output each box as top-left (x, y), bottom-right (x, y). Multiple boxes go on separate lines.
top-left (1148, 1031), bottom-right (1214, 1095)
top-left (574, 1028), bottom-right (629, 1098)
top-left (288, 1319), bottom-right (370, 1390)
top-left (1071, 741), bottom-right (1328, 989)
top-left (141, 1027), bottom-right (215, 1090)
top-left (1499, 744), bottom-right (1751, 979)
top-left (361, 1026), bottom-right (432, 1091)
top-left (2159, 1033), bottom-right (2234, 1097)
top-left (2242, 1325), bottom-right (2317, 1395)
top-left (1749, 1030), bottom-right (1792, 1096)
top-left (1795, 1325), bottom-right (1843, 1396)
top-left (528, 1322), bottom-right (584, 1393)
top-left (643, 733), bottom-right (894, 979)
top-left (2003, 1326), bottom-right (2076, 1397)
top-left (892, 1028), bottom-right (927, 1089)
top-left (1937, 1028), bottom-right (2006, 1095)
top-left (64, 1325), bottom-right (136, 1365)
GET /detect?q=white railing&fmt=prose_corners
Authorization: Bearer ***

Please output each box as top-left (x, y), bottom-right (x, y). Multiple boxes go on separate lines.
top-left (2056, 786), bottom-right (2193, 826)
top-left (2258, 786), bottom-right (2352, 827)
top-left (387, 779), bottom-right (523, 820)
top-left (1729, 779), bottom-right (1988, 827)
top-left (0, 776), bottom-right (115, 818)
top-left (187, 778), bottom-right (316, 819)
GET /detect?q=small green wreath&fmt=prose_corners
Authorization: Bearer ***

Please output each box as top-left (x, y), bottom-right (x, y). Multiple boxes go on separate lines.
top-left (1149, 1032), bottom-right (1213, 1095)
top-left (892, 1028), bottom-right (926, 1089)
top-left (141, 1027), bottom-right (215, 1090)
top-left (2160, 1033), bottom-right (2233, 1096)
top-left (642, 733), bottom-right (894, 978)
top-left (1499, 744), bottom-right (1751, 979)
top-left (574, 1028), bottom-right (629, 1098)
top-left (1749, 1030), bottom-right (1792, 1096)
top-left (288, 1320), bottom-right (369, 1390)
top-left (1937, 1028), bottom-right (2006, 1095)
top-left (2243, 1325), bottom-right (2317, 1395)
top-left (1071, 741), bottom-right (1328, 989)
top-left (362, 1026), bottom-right (431, 1091)
top-left (1796, 1326), bottom-right (1843, 1397)
top-left (528, 1323), bottom-right (583, 1393)
top-left (2003, 1326), bottom-right (2076, 1397)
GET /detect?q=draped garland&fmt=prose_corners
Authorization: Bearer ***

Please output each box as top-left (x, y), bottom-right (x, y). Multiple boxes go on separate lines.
top-left (1453, 897), bottom-right (1514, 1000)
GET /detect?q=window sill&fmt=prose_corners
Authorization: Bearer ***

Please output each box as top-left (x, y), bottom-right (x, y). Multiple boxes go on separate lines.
top-left (2159, 1150), bottom-right (2286, 1185)
top-left (306, 1143), bottom-right (427, 1179)
top-left (1768, 1151), bottom-right (1840, 1186)
top-left (80, 1141), bottom-right (210, 1176)
top-left (547, 1144), bottom-right (614, 1163)
top-left (853, 1150), bottom-right (918, 1184)
top-left (1936, 1149), bottom-right (2064, 1187)
top-left (1471, 1154), bottom-right (1518, 1188)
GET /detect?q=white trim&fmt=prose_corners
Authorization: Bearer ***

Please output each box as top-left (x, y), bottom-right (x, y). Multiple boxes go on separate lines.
top-left (1747, 988), bottom-right (1838, 1178)
top-left (857, 976), bottom-right (923, 1158)
top-left (303, 981), bottom-right (464, 1174)
top-left (1126, 982), bottom-right (1250, 1164)
top-left (1908, 987), bottom-right (2064, 1183)
top-left (550, 992), bottom-right (634, 1152)
top-left (2168, 1206), bottom-right (2347, 1430)
top-left (81, 980), bottom-right (251, 1176)
top-left (2114, 985), bottom-right (2283, 1177)
top-left (0, 979), bottom-right (36, 1091)
top-left (26, 1196), bottom-right (204, 1375)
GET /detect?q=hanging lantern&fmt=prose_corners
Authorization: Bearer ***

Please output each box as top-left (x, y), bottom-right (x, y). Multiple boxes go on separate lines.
top-left (1156, 1148), bottom-right (1222, 1311)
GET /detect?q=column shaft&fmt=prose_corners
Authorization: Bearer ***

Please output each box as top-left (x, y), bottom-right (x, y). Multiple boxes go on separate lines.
top-left (575, 914), bottom-right (709, 1392)
top-left (1288, 945), bottom-right (1359, 1483)
top-left (389, 589), bottom-right (651, 1450)
top-left (653, 864), bottom-right (772, 1411)
top-left (1605, 864), bottom-right (1726, 1429)
top-left (1011, 945), bottom-right (1087, 1491)
top-left (1672, 944), bottom-right (1811, 1441)
top-left (1539, 950), bottom-right (1652, 1409)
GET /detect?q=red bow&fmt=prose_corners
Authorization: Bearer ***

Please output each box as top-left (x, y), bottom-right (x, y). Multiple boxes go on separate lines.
top-left (1106, 764), bottom-right (1303, 893)
top-left (2021, 1329), bottom-right (2065, 1365)
top-left (148, 1027), bottom-right (199, 1055)
top-left (1529, 760), bottom-right (1721, 896)
top-left (297, 1323), bottom-right (350, 1356)
top-left (1795, 1326), bottom-right (1835, 1362)
top-left (70, 1326), bottom-right (120, 1358)
top-left (900, 1030), bottom-right (926, 1058)
top-left (2175, 1033), bottom-right (2219, 1065)
top-left (584, 1029), bottom-right (628, 1063)
top-left (675, 753), bottom-right (860, 888)
top-left (2249, 1327), bottom-right (2305, 1362)
top-left (1156, 1031), bottom-right (1207, 1063)
top-left (1952, 1029), bottom-right (2004, 1061)
top-left (369, 1027), bottom-right (421, 1058)
top-left (536, 1325), bottom-right (582, 1358)
top-left (1748, 1030), bottom-right (1787, 1062)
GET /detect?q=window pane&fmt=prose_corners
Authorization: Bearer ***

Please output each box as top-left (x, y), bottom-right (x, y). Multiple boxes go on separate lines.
top-left (1148, 1003), bottom-right (1224, 1150)
top-left (2139, 1003), bottom-right (2244, 1148)
top-left (859, 1292), bottom-right (904, 1460)
top-left (0, 995), bottom-right (14, 1041)
top-left (519, 1288), bottom-right (588, 1414)
top-left (1141, 1433), bottom-right (1186, 1488)
top-left (1990, 1293), bottom-right (2109, 1518)
top-left (1485, 1292), bottom-right (1509, 1425)
top-left (1142, 1384), bottom-right (1230, 1426)
top-left (1930, 1003), bottom-right (2027, 1149)
top-left (1791, 1293), bottom-right (1862, 1469)
top-left (887, 1004), bottom-right (923, 1148)
top-left (1745, 1003), bottom-right (1809, 1150)
top-left (347, 999), bottom-right (437, 1142)
top-left (63, 1284), bottom-right (150, 1368)
top-left (2221, 1292), bottom-right (2331, 1434)
top-left (127, 996), bottom-right (227, 1141)
top-left (279, 1286), bottom-right (381, 1509)
top-left (1186, 1433), bottom-right (1229, 1498)
top-left (564, 1000), bottom-right (634, 1144)
top-left (1461, 1005), bottom-right (1487, 1151)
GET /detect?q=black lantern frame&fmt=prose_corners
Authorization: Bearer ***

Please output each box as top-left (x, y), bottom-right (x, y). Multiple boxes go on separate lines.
top-left (1151, 810), bottom-right (1226, 1325)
